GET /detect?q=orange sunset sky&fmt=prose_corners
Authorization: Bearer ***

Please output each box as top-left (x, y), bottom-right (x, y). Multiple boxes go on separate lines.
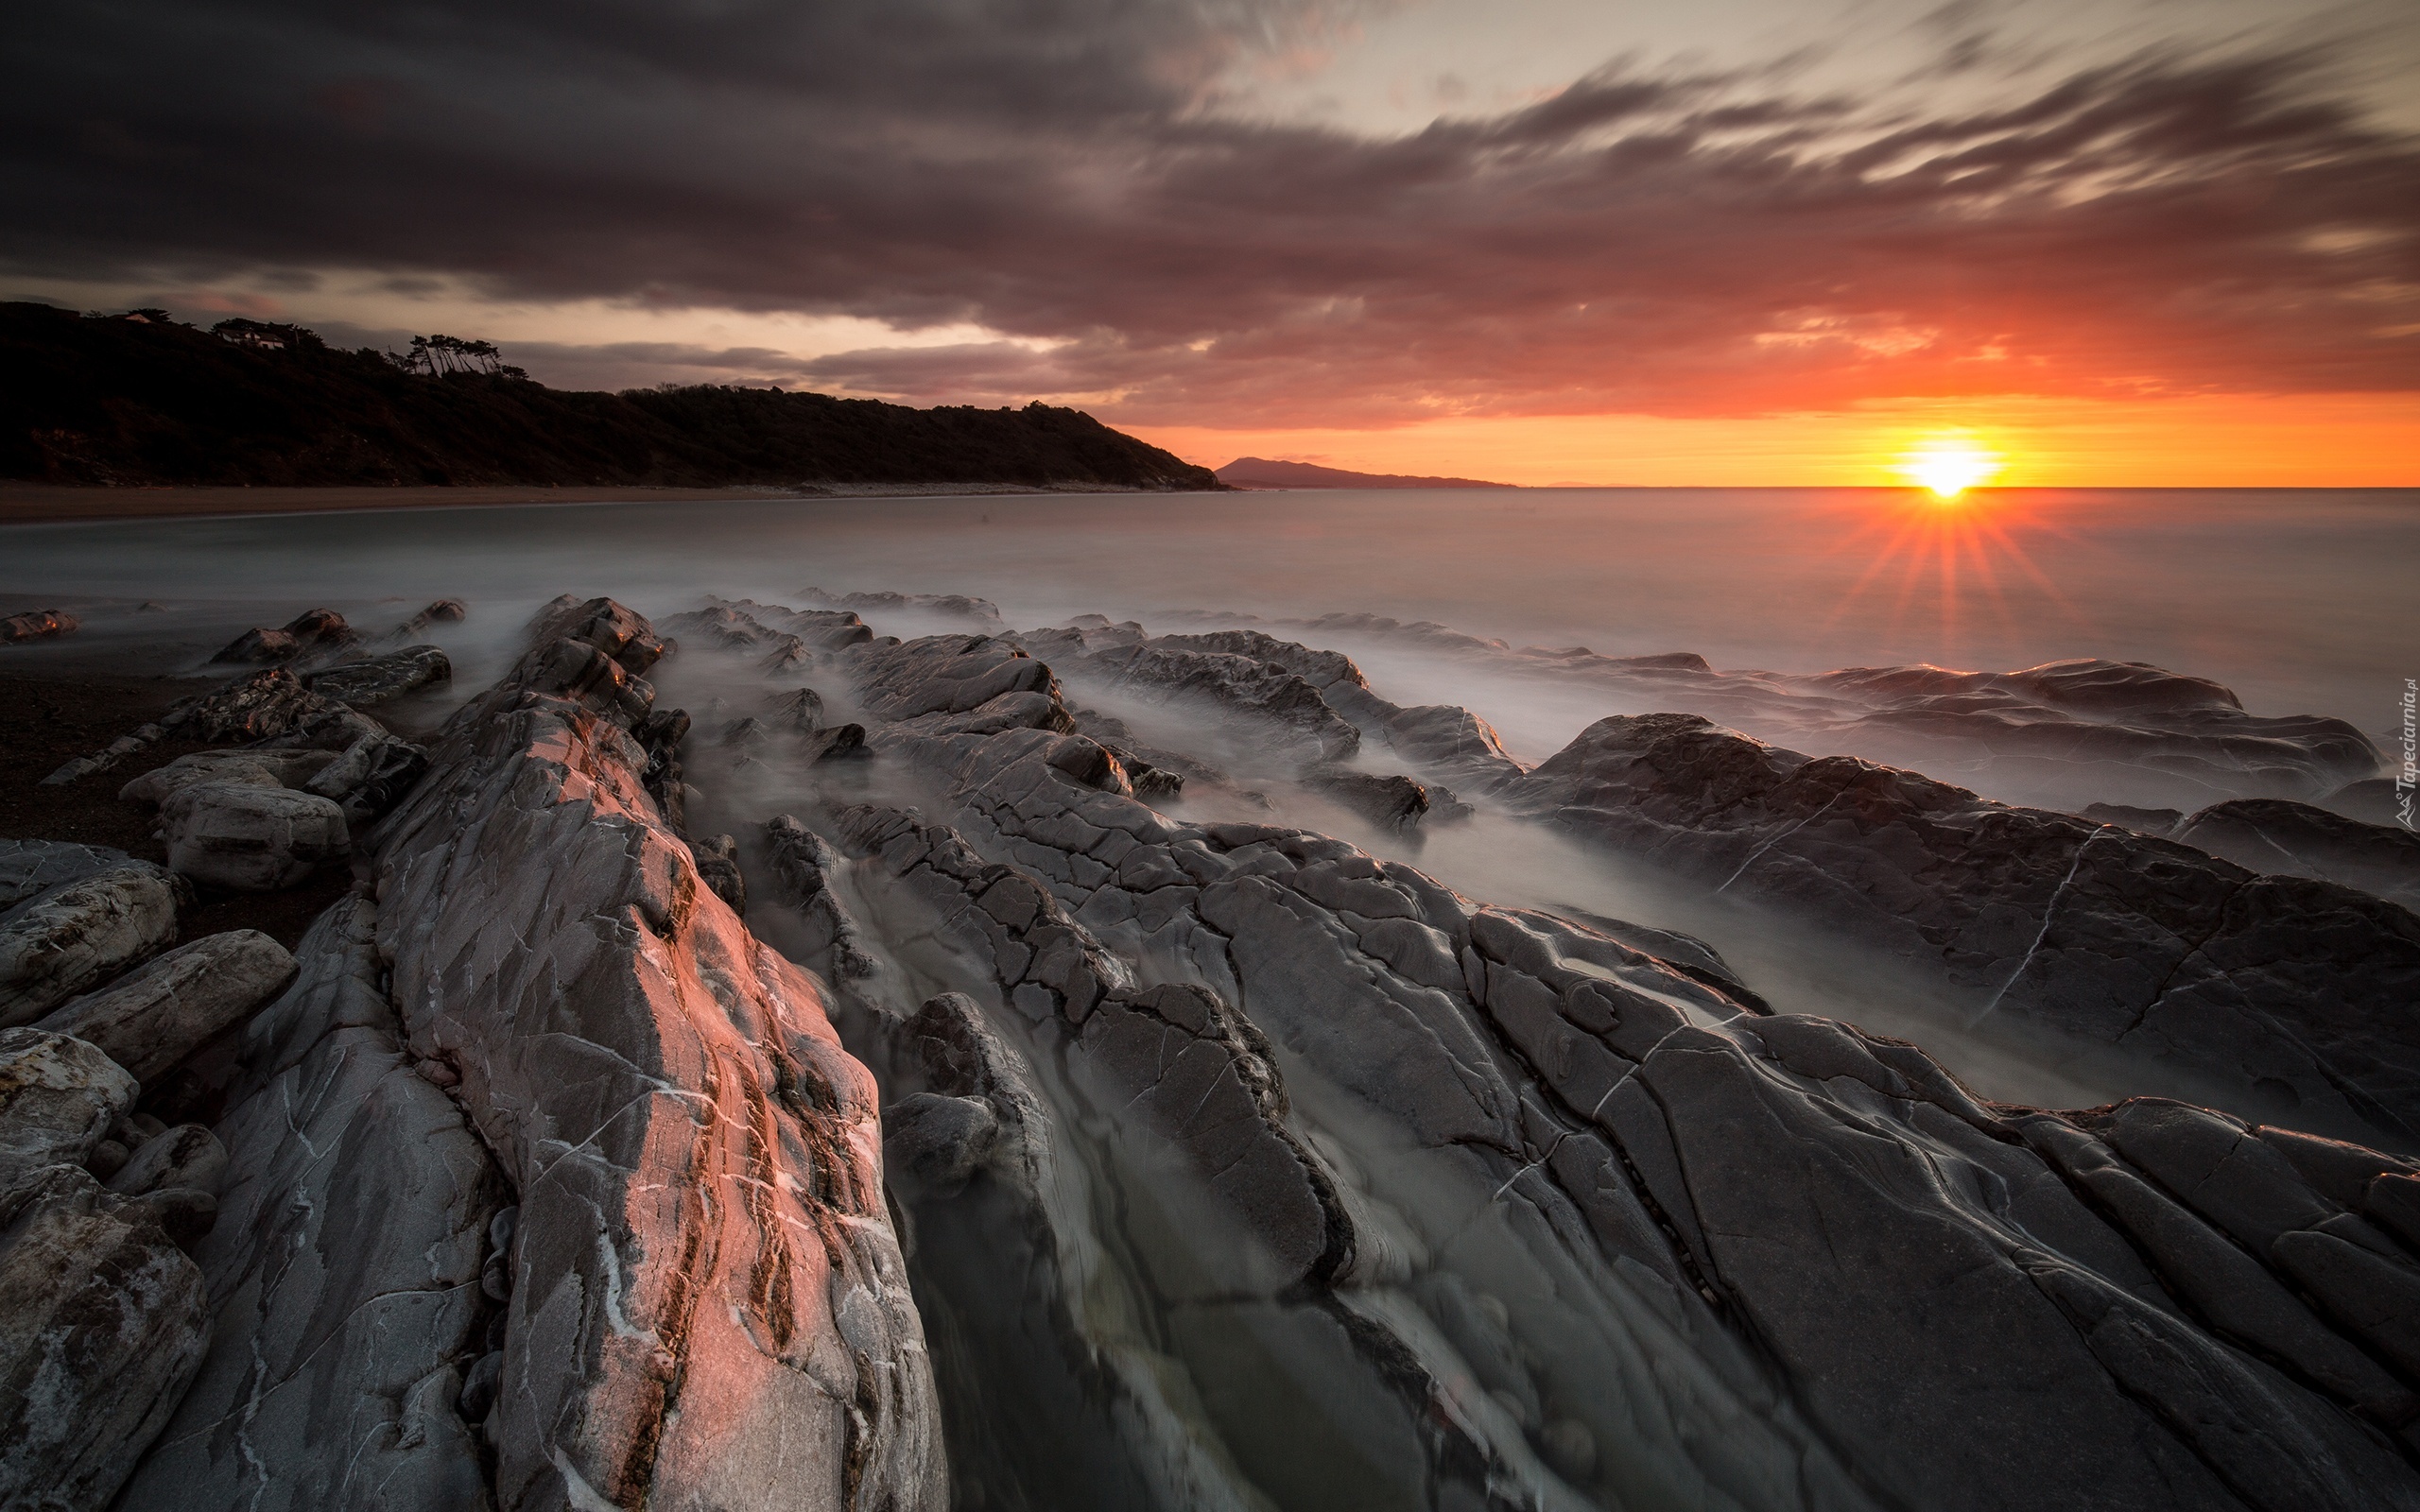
top-left (9, 0), bottom-right (2416, 485)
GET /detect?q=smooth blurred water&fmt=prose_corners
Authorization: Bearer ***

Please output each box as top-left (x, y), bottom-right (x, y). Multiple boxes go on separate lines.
top-left (2, 486), bottom-right (2411, 733)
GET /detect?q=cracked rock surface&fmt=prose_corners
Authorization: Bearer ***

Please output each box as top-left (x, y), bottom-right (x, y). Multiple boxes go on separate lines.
top-left (1499, 712), bottom-right (2420, 1146)
top-left (115, 898), bottom-right (501, 1512)
top-left (21, 583), bottom-right (2411, 1512)
top-left (371, 596), bottom-right (945, 1511)
top-left (663, 599), bottom-right (2420, 1512)
top-left (0, 846), bottom-right (179, 1026)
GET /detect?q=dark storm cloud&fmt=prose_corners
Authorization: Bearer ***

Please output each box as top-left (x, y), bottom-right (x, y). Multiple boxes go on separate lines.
top-left (5, 0), bottom-right (2414, 422)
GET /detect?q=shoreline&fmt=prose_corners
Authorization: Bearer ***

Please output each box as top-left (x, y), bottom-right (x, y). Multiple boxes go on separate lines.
top-left (0, 478), bottom-right (1203, 525)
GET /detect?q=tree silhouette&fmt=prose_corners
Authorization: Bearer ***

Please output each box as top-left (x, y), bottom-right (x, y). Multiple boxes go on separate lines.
top-left (388, 334), bottom-right (523, 378)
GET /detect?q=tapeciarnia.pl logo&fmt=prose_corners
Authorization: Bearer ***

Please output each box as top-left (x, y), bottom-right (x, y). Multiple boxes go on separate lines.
top-left (2398, 678), bottom-right (2416, 830)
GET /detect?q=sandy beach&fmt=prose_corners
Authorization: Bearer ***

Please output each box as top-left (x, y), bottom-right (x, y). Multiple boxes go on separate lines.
top-left (0, 478), bottom-right (1188, 526)
top-left (0, 483), bottom-right (808, 525)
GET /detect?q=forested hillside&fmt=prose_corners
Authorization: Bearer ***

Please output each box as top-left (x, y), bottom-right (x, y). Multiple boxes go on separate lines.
top-left (0, 303), bottom-right (1219, 490)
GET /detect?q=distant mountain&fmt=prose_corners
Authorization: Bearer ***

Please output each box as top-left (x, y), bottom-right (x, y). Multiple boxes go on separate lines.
top-left (1215, 455), bottom-right (1515, 490)
top-left (0, 301), bottom-right (1220, 490)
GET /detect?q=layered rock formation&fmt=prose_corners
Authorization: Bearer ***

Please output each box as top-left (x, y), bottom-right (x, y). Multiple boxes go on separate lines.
top-left (652, 599), bottom-right (2420, 1511)
top-left (1497, 712), bottom-right (2420, 1145)
top-left (371, 596), bottom-right (944, 1510)
top-left (9, 583), bottom-right (2413, 1512)
top-left (0, 843), bottom-right (301, 1512)
top-left (1161, 610), bottom-right (2384, 814)
top-left (114, 899), bottom-right (500, 1512)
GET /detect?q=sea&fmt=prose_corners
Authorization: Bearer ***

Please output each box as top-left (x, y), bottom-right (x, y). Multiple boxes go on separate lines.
top-left (4, 486), bottom-right (2412, 755)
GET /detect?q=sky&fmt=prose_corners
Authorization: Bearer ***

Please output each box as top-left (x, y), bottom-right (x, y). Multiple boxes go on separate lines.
top-left (6, 0), bottom-right (2417, 484)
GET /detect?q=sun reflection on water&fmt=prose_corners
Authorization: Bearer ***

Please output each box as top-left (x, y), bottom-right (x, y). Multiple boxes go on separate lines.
top-left (1824, 482), bottom-right (2088, 655)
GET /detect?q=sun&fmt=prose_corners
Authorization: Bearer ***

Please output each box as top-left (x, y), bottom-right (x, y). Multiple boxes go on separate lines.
top-left (1897, 438), bottom-right (2003, 500)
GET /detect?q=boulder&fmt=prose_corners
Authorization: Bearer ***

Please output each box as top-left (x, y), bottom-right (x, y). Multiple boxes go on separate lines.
top-left (0, 1166), bottom-right (210, 1512)
top-left (767, 686), bottom-right (826, 730)
top-left (0, 1028), bottom-right (136, 1185)
top-left (158, 668), bottom-right (385, 750)
top-left (0, 609), bottom-right (77, 644)
top-left (208, 608), bottom-right (354, 665)
top-left (303, 644), bottom-right (452, 707)
top-left (117, 747), bottom-right (339, 807)
top-left (301, 730), bottom-right (429, 824)
top-left (0, 840), bottom-right (141, 910)
top-left (0, 865), bottom-right (179, 1027)
top-left (105, 1125), bottom-right (228, 1199)
top-left (36, 930), bottom-right (298, 1084)
top-left (803, 587), bottom-right (1001, 627)
top-left (1302, 765), bottom-right (1431, 832)
top-left (1040, 637), bottom-right (1363, 764)
top-left (383, 598), bottom-right (467, 641)
top-left (161, 782), bottom-right (349, 891)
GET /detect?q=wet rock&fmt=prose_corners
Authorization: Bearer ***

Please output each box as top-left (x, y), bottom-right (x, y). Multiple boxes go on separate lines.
top-left (119, 747), bottom-right (339, 806)
top-left (718, 714), bottom-right (771, 747)
top-left (884, 1092), bottom-right (999, 1194)
top-left (1179, 612), bottom-right (2382, 812)
top-left (0, 608), bottom-right (77, 644)
top-left (0, 1028), bottom-right (136, 1183)
top-left (526, 593), bottom-right (666, 674)
top-left (0, 1166), bottom-right (210, 1512)
top-left (767, 686), bottom-right (826, 730)
top-left (1540, 1418), bottom-right (1597, 1483)
top-left (844, 633), bottom-right (1064, 723)
top-left (632, 707), bottom-right (690, 832)
top-left (0, 864), bottom-right (179, 1027)
top-left (36, 929), bottom-right (297, 1084)
top-left (385, 598), bottom-right (466, 641)
top-left (1506, 712), bottom-right (2420, 1145)
top-left (819, 622), bottom-right (2420, 1508)
top-left (0, 840), bottom-right (144, 910)
top-left (681, 597), bottom-right (878, 654)
top-left (2173, 798), bottom-right (2420, 910)
top-left (372, 600), bottom-right (944, 1510)
top-left (691, 833), bottom-right (747, 915)
top-left (2083, 802), bottom-right (2184, 835)
top-left (84, 1138), bottom-right (130, 1181)
top-left (835, 804), bottom-right (1350, 1292)
top-left (2322, 778), bottom-right (2408, 829)
top-left (158, 667), bottom-right (385, 750)
top-left (762, 816), bottom-right (878, 982)
top-left (303, 644), bottom-right (451, 707)
top-left (458, 1350), bottom-right (504, 1425)
top-left (806, 721), bottom-right (869, 761)
top-left (804, 587), bottom-right (1001, 627)
top-left (1631, 1027), bottom-right (2412, 1512)
top-left (1303, 765), bottom-right (1431, 832)
top-left (114, 898), bottom-right (502, 1512)
top-left (105, 1125), bottom-right (228, 1199)
top-left (209, 607), bottom-right (355, 664)
top-left (1049, 638), bottom-right (1361, 764)
top-left (301, 730), bottom-right (429, 825)
top-left (161, 782), bottom-right (349, 891)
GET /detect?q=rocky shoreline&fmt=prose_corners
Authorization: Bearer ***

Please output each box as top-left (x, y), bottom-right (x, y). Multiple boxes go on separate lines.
top-left (3, 591), bottom-right (2417, 1510)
